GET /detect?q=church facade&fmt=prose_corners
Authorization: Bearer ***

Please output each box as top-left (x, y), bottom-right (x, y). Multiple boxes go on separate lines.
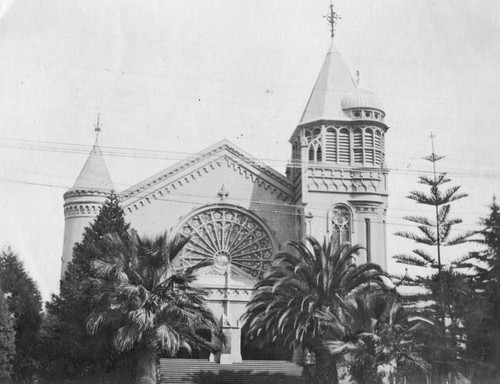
top-left (61, 38), bottom-right (389, 362)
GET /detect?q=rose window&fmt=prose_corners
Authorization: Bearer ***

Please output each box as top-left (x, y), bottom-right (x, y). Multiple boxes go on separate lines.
top-left (179, 207), bottom-right (274, 278)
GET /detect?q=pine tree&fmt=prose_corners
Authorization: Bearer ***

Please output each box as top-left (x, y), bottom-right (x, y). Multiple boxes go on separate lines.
top-left (460, 198), bottom-right (500, 382)
top-left (0, 286), bottom-right (15, 381)
top-left (393, 151), bottom-right (473, 383)
top-left (0, 248), bottom-right (42, 382)
top-left (40, 193), bottom-right (132, 379)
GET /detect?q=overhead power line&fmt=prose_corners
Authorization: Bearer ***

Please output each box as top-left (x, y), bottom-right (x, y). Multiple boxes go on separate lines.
top-left (0, 176), bottom-right (484, 235)
top-left (0, 136), bottom-right (498, 180)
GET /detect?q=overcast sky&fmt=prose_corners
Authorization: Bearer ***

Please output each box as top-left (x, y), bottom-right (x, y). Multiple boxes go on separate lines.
top-left (1, 0), bottom-right (499, 301)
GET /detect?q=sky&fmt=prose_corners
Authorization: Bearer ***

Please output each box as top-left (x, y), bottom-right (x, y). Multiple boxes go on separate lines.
top-left (1, 0), bottom-right (499, 302)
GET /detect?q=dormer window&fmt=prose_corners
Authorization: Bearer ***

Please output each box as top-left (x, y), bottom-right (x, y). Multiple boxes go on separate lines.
top-left (365, 111), bottom-right (372, 118)
top-left (354, 111), bottom-right (361, 118)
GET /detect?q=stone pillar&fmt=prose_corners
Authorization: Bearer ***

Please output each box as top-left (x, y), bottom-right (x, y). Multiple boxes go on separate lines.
top-left (292, 343), bottom-right (305, 364)
top-left (219, 315), bottom-right (242, 364)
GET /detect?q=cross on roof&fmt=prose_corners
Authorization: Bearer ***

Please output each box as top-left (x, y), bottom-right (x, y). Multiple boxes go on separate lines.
top-left (94, 113), bottom-right (102, 135)
top-left (324, 3), bottom-right (341, 38)
top-left (217, 185), bottom-right (229, 201)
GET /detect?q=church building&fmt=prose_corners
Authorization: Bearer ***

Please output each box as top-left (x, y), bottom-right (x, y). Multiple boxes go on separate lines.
top-left (61, 34), bottom-right (389, 363)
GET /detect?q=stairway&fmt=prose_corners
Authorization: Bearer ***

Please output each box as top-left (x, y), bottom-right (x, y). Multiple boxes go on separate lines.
top-left (159, 359), bottom-right (305, 384)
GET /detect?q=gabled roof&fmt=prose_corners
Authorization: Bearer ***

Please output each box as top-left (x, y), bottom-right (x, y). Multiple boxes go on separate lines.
top-left (72, 138), bottom-right (114, 192)
top-left (120, 139), bottom-right (294, 206)
top-left (299, 39), bottom-right (356, 124)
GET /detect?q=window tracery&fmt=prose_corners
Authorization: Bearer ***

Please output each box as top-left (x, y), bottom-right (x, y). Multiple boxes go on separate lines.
top-left (179, 207), bottom-right (274, 279)
top-left (328, 205), bottom-right (352, 247)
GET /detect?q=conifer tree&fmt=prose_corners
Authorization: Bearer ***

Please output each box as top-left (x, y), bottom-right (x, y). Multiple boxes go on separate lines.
top-left (393, 151), bottom-right (473, 383)
top-left (0, 286), bottom-right (15, 381)
top-left (40, 193), bottom-right (132, 379)
top-left (0, 248), bottom-right (42, 382)
top-left (459, 198), bottom-right (500, 382)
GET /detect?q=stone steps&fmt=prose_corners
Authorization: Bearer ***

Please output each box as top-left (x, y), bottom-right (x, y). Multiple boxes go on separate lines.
top-left (159, 359), bottom-right (305, 384)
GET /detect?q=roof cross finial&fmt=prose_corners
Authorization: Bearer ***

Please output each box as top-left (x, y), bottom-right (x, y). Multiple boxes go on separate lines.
top-left (324, 2), bottom-right (341, 38)
top-left (94, 113), bottom-right (102, 136)
top-left (356, 70), bottom-right (361, 87)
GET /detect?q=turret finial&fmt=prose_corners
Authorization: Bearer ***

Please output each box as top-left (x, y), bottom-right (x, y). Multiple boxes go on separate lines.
top-left (324, 2), bottom-right (341, 38)
top-left (94, 113), bottom-right (102, 137)
top-left (355, 70), bottom-right (360, 87)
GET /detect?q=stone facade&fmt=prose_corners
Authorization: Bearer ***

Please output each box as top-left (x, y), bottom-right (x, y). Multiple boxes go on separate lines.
top-left (60, 38), bottom-right (389, 362)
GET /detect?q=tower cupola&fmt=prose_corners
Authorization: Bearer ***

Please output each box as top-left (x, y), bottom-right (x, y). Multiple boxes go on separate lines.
top-left (341, 88), bottom-right (385, 122)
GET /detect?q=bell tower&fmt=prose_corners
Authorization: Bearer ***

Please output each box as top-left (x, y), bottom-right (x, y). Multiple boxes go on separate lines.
top-left (60, 116), bottom-right (114, 278)
top-left (287, 11), bottom-right (389, 268)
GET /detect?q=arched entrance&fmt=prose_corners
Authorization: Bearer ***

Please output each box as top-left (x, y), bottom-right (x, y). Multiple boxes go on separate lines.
top-left (174, 204), bottom-right (278, 363)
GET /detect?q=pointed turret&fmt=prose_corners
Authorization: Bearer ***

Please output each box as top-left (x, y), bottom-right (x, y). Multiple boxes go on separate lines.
top-left (60, 117), bottom-right (114, 280)
top-left (300, 40), bottom-right (356, 124)
top-left (72, 137), bottom-right (114, 192)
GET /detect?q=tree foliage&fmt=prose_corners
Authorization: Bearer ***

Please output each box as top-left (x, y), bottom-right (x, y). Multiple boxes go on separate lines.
top-left (459, 198), bottom-right (500, 382)
top-left (87, 230), bottom-right (221, 384)
top-left (243, 237), bottom-right (388, 384)
top-left (0, 286), bottom-right (15, 380)
top-left (393, 153), bottom-right (473, 383)
top-left (0, 248), bottom-right (42, 381)
top-left (39, 193), bottom-right (131, 379)
top-left (317, 291), bottom-right (431, 384)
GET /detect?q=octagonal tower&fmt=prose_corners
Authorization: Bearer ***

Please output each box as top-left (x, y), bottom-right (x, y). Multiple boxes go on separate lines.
top-left (287, 39), bottom-right (389, 269)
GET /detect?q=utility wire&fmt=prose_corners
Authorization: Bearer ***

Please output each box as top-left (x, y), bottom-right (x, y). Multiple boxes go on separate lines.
top-left (0, 137), bottom-right (498, 179)
top-left (0, 176), bottom-right (484, 234)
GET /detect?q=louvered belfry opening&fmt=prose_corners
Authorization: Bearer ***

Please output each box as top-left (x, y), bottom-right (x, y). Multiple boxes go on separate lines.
top-left (299, 124), bottom-right (385, 167)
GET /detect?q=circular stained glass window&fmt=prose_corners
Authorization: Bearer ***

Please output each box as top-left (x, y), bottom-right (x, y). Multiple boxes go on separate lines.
top-left (179, 206), bottom-right (274, 279)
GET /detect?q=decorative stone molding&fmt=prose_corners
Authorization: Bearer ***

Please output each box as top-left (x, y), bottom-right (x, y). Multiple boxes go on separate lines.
top-left (306, 167), bottom-right (388, 194)
top-left (63, 189), bottom-right (111, 199)
top-left (121, 140), bottom-right (292, 193)
top-left (122, 153), bottom-right (294, 213)
top-left (348, 200), bottom-right (387, 215)
top-left (63, 203), bottom-right (100, 218)
top-left (205, 288), bottom-right (254, 301)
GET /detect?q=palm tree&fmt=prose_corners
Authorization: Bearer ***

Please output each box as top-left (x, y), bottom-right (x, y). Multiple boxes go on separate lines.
top-left (318, 291), bottom-right (431, 384)
top-left (86, 231), bottom-right (220, 384)
top-left (243, 236), bottom-right (387, 384)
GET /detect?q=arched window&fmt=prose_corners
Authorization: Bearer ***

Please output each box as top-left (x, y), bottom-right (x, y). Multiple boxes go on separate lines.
top-left (328, 205), bottom-right (352, 248)
top-left (309, 146), bottom-right (315, 161)
top-left (178, 205), bottom-right (276, 279)
top-left (316, 145), bottom-right (322, 162)
top-left (305, 128), bottom-right (322, 163)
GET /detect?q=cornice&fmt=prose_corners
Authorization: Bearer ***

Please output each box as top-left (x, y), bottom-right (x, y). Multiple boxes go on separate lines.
top-left (63, 189), bottom-right (111, 200)
top-left (120, 141), bottom-right (294, 211)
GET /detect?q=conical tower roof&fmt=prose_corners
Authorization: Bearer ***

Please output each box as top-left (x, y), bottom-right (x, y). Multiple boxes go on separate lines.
top-left (300, 39), bottom-right (356, 124)
top-left (72, 137), bottom-right (114, 192)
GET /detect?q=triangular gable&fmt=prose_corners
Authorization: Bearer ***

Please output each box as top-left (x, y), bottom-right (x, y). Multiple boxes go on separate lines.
top-left (120, 140), bottom-right (294, 209)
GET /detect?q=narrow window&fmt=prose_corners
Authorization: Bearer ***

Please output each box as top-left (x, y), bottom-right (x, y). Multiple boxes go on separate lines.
top-left (365, 218), bottom-right (371, 263)
top-left (365, 128), bottom-right (374, 165)
top-left (330, 205), bottom-right (351, 248)
top-left (309, 146), bottom-right (315, 161)
top-left (316, 145), bottom-right (322, 162)
top-left (353, 128), bottom-right (363, 164)
top-left (338, 128), bottom-right (350, 164)
top-left (325, 127), bottom-right (337, 162)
